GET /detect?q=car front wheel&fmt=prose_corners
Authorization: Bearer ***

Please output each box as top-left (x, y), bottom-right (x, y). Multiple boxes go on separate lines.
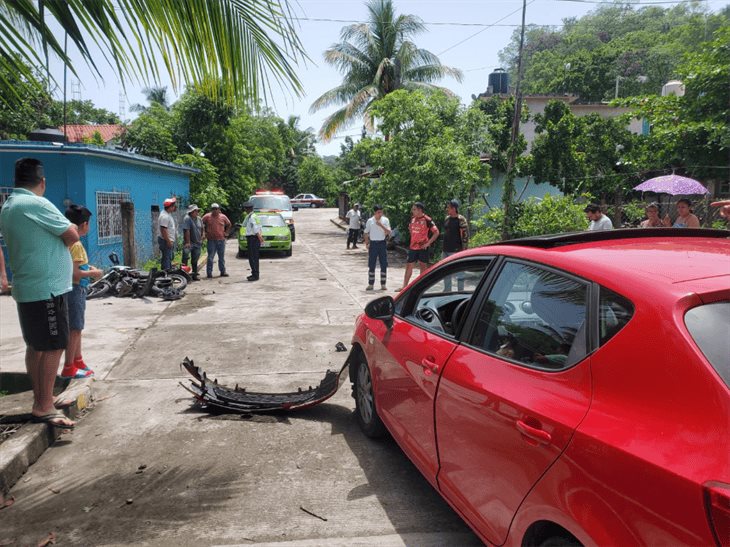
top-left (354, 355), bottom-right (386, 438)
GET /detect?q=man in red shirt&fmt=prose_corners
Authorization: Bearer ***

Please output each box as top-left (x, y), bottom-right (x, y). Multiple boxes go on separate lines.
top-left (202, 203), bottom-right (232, 278)
top-left (398, 202), bottom-right (439, 291)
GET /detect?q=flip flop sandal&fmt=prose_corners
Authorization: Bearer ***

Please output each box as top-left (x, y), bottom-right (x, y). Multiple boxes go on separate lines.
top-left (31, 412), bottom-right (75, 430)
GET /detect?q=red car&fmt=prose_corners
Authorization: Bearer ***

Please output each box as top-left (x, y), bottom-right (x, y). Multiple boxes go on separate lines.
top-left (348, 229), bottom-right (730, 547)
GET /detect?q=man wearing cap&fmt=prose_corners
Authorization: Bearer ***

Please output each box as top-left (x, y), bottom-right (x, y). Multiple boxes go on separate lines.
top-left (202, 203), bottom-right (231, 278)
top-left (158, 197), bottom-right (178, 270)
top-left (242, 202), bottom-right (264, 281)
top-left (345, 202), bottom-right (361, 249)
top-left (182, 204), bottom-right (203, 280)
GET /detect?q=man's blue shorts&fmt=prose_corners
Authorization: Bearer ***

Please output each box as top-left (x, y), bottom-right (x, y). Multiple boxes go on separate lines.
top-left (67, 284), bottom-right (87, 331)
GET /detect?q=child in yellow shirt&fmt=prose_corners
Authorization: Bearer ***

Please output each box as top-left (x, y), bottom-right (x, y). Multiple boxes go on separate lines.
top-left (61, 205), bottom-right (102, 378)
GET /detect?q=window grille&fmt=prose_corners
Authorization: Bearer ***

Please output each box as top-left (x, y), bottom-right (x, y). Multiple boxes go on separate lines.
top-left (96, 191), bottom-right (129, 245)
top-left (0, 187), bottom-right (12, 241)
top-left (719, 180), bottom-right (730, 197)
top-left (0, 186), bottom-right (12, 209)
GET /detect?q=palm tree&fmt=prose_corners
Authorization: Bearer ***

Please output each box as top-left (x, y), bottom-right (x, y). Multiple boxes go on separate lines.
top-left (0, 0), bottom-right (305, 108)
top-left (310, 0), bottom-right (462, 141)
top-left (130, 86), bottom-right (171, 113)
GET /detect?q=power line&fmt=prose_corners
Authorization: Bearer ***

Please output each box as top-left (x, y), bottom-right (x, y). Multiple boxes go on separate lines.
top-left (437, 0), bottom-right (537, 56)
top-left (291, 16), bottom-right (558, 28)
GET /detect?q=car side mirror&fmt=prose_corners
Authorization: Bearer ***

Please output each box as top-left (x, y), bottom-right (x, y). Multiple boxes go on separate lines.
top-left (292, 206), bottom-right (299, 212)
top-left (365, 296), bottom-right (395, 328)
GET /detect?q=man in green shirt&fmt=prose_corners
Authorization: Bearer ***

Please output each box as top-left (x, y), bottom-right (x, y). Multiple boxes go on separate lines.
top-left (0, 158), bottom-right (79, 429)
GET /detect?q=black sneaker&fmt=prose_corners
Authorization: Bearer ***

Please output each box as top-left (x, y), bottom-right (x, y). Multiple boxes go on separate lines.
top-left (220, 272), bottom-right (229, 277)
top-left (247, 275), bottom-right (259, 282)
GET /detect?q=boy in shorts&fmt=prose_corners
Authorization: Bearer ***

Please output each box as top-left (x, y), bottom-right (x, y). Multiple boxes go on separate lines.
top-left (398, 202), bottom-right (439, 291)
top-left (61, 205), bottom-right (102, 378)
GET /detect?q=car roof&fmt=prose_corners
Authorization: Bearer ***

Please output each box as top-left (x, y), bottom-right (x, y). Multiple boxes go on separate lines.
top-left (459, 229), bottom-right (730, 299)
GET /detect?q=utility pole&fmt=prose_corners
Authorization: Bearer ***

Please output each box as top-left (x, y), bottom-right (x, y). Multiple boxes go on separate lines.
top-left (501, 0), bottom-right (527, 240)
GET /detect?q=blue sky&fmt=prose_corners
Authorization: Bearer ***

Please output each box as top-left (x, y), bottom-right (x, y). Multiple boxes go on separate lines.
top-left (45, 0), bottom-right (728, 156)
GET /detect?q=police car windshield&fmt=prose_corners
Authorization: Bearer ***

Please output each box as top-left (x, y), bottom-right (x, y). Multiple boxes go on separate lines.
top-left (251, 196), bottom-right (291, 211)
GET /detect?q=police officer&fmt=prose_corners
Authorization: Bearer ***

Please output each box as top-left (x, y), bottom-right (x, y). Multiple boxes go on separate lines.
top-left (243, 202), bottom-right (264, 281)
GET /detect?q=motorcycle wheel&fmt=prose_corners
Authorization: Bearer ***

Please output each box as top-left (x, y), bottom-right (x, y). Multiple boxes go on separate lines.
top-left (87, 281), bottom-right (111, 299)
top-left (167, 273), bottom-right (188, 290)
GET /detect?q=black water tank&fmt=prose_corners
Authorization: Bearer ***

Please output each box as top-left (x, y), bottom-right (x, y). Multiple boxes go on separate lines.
top-left (28, 128), bottom-right (67, 143)
top-left (488, 68), bottom-right (510, 94)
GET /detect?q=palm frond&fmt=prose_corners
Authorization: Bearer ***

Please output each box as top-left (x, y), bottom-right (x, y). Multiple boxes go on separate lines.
top-left (0, 0), bottom-right (306, 108)
top-left (319, 106), bottom-right (353, 142)
top-left (309, 83), bottom-right (360, 113)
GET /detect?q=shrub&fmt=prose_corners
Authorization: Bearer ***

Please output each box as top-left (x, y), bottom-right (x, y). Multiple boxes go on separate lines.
top-left (471, 194), bottom-right (589, 245)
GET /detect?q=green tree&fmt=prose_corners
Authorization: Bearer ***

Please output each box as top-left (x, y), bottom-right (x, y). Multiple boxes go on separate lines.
top-left (130, 86), bottom-right (171, 113)
top-left (625, 26), bottom-right (730, 186)
top-left (47, 99), bottom-right (120, 126)
top-left (499, 4), bottom-right (728, 102)
top-left (122, 104), bottom-right (177, 161)
top-left (174, 154), bottom-right (228, 211)
top-left (297, 156), bottom-right (339, 204)
top-left (530, 101), bottom-right (586, 193)
top-left (310, 0), bottom-right (462, 140)
top-left (0, 0), bottom-right (305, 109)
top-left (274, 115), bottom-right (316, 196)
top-left (0, 58), bottom-right (54, 138)
top-left (471, 194), bottom-right (589, 245)
top-left (81, 131), bottom-right (106, 146)
top-left (350, 90), bottom-right (489, 241)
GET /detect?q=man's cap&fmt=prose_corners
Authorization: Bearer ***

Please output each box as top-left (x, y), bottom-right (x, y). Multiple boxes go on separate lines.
top-left (354, 202), bottom-right (360, 207)
top-left (163, 197), bottom-right (177, 207)
top-left (187, 204), bottom-right (199, 213)
top-left (210, 203), bottom-right (220, 209)
top-left (447, 199), bottom-right (460, 209)
top-left (242, 201), bottom-right (254, 208)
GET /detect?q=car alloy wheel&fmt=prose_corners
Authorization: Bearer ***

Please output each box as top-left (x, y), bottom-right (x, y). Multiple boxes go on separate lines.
top-left (354, 357), bottom-right (386, 438)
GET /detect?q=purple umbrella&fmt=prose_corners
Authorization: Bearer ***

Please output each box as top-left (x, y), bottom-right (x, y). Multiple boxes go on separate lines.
top-left (633, 174), bottom-right (709, 195)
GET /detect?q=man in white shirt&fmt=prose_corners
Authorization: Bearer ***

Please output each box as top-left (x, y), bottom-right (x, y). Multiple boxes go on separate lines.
top-left (345, 203), bottom-right (361, 249)
top-left (364, 204), bottom-right (392, 291)
top-left (243, 202), bottom-right (264, 281)
top-left (158, 197), bottom-right (178, 269)
top-left (584, 203), bottom-right (613, 231)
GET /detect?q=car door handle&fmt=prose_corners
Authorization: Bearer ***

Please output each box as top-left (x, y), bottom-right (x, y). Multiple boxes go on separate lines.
top-left (420, 357), bottom-right (440, 375)
top-left (516, 420), bottom-right (552, 444)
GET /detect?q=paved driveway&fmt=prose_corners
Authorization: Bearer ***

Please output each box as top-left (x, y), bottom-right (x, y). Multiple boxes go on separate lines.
top-left (1, 208), bottom-right (480, 546)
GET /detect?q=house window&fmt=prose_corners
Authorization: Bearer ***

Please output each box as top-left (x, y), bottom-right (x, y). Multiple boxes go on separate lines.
top-left (96, 191), bottom-right (129, 245)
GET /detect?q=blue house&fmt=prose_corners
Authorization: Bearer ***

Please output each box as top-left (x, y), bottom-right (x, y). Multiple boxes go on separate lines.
top-left (1, 142), bottom-right (196, 274)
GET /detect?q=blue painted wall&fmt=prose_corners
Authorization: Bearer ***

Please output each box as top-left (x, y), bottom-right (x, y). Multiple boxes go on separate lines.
top-left (1, 143), bottom-right (193, 277)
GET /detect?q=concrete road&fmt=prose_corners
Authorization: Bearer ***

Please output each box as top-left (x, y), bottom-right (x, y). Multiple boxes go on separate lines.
top-left (0, 208), bottom-right (480, 546)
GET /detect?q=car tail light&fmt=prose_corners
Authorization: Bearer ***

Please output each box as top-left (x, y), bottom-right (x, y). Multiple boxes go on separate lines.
top-left (705, 482), bottom-right (730, 546)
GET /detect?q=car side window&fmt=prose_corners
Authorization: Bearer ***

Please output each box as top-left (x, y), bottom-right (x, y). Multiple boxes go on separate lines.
top-left (598, 287), bottom-right (634, 346)
top-left (470, 261), bottom-right (588, 370)
top-left (404, 262), bottom-right (492, 337)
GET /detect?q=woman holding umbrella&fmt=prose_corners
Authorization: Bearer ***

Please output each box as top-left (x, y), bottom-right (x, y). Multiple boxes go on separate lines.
top-left (662, 198), bottom-right (700, 228)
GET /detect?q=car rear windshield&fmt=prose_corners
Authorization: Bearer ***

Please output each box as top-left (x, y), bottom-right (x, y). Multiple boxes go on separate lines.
top-left (251, 196), bottom-right (292, 211)
top-left (260, 215), bottom-right (286, 227)
top-left (685, 302), bottom-right (730, 388)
